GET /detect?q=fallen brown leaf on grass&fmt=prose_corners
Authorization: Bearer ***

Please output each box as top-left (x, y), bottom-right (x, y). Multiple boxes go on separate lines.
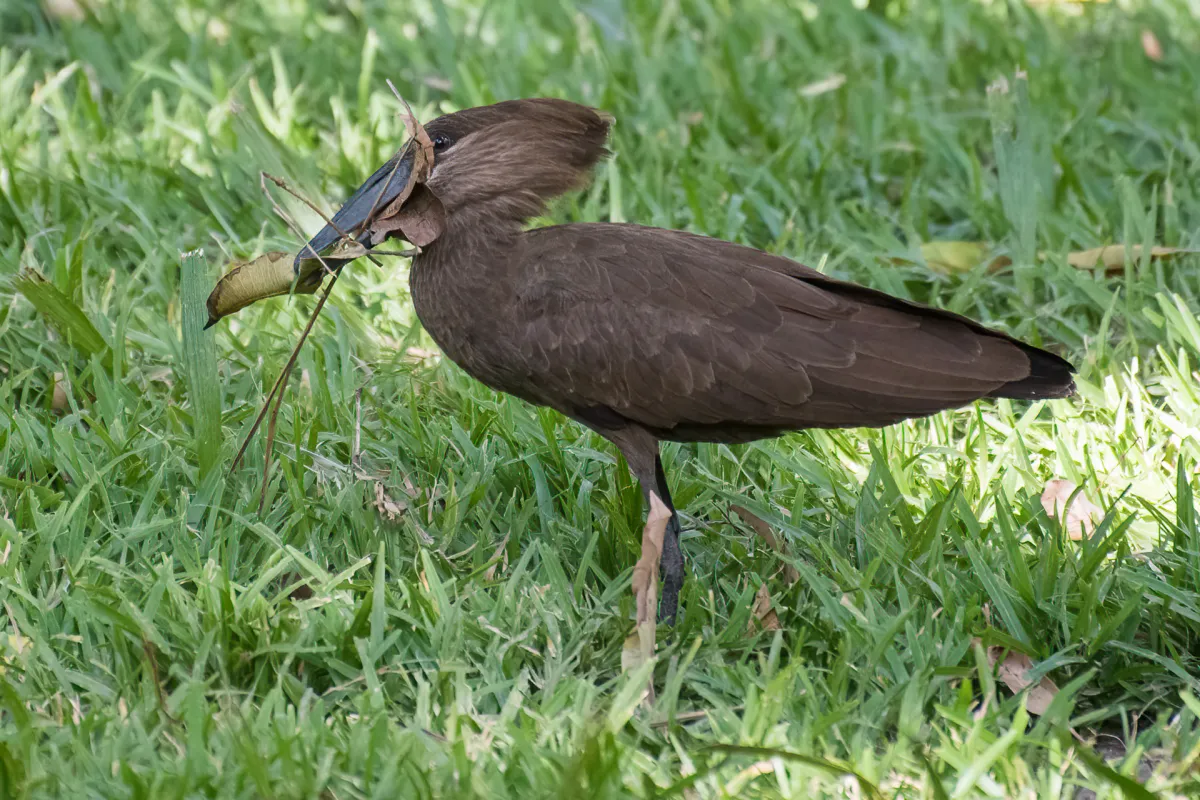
top-left (750, 583), bottom-right (781, 632)
top-left (731, 505), bottom-right (799, 584)
top-left (275, 571), bottom-right (315, 601)
top-left (1064, 244), bottom-right (1194, 273)
top-left (620, 492), bottom-right (672, 707)
top-left (373, 481), bottom-right (407, 522)
top-left (893, 241), bottom-right (1195, 278)
top-left (987, 646), bottom-right (1059, 715)
top-left (1141, 29), bottom-right (1164, 62)
top-left (1040, 479), bottom-right (1102, 540)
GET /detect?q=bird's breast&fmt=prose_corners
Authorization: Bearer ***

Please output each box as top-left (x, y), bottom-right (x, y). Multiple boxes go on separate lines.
top-left (408, 255), bottom-right (524, 393)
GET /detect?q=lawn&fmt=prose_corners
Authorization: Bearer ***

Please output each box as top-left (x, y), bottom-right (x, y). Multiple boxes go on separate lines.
top-left (2, 0), bottom-right (1200, 796)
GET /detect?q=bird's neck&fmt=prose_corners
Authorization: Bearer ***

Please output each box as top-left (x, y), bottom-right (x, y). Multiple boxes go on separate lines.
top-left (408, 201), bottom-right (528, 336)
top-left (406, 201), bottom-right (530, 382)
top-left (414, 198), bottom-right (535, 279)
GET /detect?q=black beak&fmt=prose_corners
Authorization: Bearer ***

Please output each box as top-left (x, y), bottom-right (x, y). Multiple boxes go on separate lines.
top-left (293, 142), bottom-right (417, 275)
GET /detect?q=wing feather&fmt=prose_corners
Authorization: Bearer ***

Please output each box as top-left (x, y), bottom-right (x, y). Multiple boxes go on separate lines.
top-left (503, 223), bottom-right (1055, 439)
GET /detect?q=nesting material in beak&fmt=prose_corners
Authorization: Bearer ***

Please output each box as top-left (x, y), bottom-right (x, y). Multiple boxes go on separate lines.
top-left (204, 102), bottom-right (445, 330)
top-left (295, 100), bottom-right (442, 274)
top-left (292, 142), bottom-right (418, 274)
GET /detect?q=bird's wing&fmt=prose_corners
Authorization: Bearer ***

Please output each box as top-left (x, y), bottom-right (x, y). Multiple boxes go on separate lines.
top-left (510, 223), bottom-right (1066, 437)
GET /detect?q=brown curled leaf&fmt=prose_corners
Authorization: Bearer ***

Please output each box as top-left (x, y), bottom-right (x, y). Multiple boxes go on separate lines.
top-left (1064, 244), bottom-right (1195, 273)
top-left (399, 94), bottom-right (435, 182)
top-left (369, 184), bottom-right (447, 247)
top-left (732, 504), bottom-right (800, 584)
top-left (373, 481), bottom-right (407, 522)
top-left (371, 91), bottom-right (437, 225)
top-left (986, 647), bottom-right (1059, 716)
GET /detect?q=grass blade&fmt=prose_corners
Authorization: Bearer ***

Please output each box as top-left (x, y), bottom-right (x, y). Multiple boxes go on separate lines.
top-left (11, 268), bottom-right (107, 356)
top-left (181, 249), bottom-right (221, 479)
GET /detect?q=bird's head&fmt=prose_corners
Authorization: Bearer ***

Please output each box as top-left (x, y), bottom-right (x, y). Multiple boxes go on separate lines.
top-left (296, 98), bottom-right (611, 272)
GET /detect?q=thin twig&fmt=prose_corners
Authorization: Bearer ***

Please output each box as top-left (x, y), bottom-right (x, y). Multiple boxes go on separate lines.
top-left (258, 362), bottom-right (291, 515)
top-left (363, 248), bottom-right (418, 258)
top-left (252, 269), bottom-right (341, 509)
top-left (260, 173), bottom-right (386, 273)
top-left (231, 175), bottom-right (365, 476)
top-left (386, 80), bottom-right (420, 134)
top-left (231, 355), bottom-right (292, 472)
top-left (235, 92), bottom-right (430, 509)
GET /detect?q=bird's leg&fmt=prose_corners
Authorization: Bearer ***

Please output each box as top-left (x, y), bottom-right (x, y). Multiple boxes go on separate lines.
top-left (652, 455), bottom-right (684, 626)
top-left (607, 426), bottom-right (686, 625)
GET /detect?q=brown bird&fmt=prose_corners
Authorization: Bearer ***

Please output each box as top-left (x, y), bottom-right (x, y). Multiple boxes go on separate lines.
top-left (297, 99), bottom-right (1075, 623)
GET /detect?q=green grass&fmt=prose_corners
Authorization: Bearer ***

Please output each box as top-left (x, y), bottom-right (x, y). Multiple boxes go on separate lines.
top-left (3, 0), bottom-right (1200, 796)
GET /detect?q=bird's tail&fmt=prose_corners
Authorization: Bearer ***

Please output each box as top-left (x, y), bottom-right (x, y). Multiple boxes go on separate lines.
top-left (988, 343), bottom-right (1076, 400)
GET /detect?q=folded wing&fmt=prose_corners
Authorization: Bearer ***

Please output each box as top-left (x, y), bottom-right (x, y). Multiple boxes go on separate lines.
top-left (509, 223), bottom-right (1073, 441)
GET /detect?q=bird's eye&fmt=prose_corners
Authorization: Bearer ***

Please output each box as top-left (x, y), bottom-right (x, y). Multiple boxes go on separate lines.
top-left (431, 134), bottom-right (453, 152)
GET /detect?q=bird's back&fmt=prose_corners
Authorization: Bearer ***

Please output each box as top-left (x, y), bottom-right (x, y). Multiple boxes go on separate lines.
top-left (493, 223), bottom-right (1074, 442)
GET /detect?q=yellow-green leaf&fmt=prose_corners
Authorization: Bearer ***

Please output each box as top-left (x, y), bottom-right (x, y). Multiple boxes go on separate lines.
top-left (1064, 244), bottom-right (1195, 273)
top-left (204, 251), bottom-right (321, 327)
top-left (916, 241), bottom-right (1010, 275)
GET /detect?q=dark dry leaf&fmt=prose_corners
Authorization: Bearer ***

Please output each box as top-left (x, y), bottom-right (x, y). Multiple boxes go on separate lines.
top-left (276, 572), bottom-right (315, 601)
top-left (369, 184), bottom-right (447, 247)
top-left (369, 92), bottom-right (436, 225)
top-left (373, 481), bottom-right (407, 522)
top-left (398, 92), bottom-right (435, 178)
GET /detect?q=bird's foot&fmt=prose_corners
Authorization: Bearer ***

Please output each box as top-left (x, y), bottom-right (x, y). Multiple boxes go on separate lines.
top-left (658, 576), bottom-right (681, 626)
top-left (658, 528), bottom-right (684, 626)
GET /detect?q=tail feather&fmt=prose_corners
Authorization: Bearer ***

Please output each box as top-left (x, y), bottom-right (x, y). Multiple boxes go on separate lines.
top-left (989, 343), bottom-right (1076, 400)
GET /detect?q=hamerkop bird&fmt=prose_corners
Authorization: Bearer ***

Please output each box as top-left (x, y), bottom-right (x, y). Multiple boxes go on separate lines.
top-left (297, 99), bottom-right (1075, 623)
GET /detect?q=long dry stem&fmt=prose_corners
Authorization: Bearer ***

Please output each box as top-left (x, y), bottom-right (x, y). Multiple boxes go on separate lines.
top-left (252, 268), bottom-right (340, 510)
top-left (235, 87), bottom-right (431, 511)
top-left (231, 177), bottom-right (355, 478)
